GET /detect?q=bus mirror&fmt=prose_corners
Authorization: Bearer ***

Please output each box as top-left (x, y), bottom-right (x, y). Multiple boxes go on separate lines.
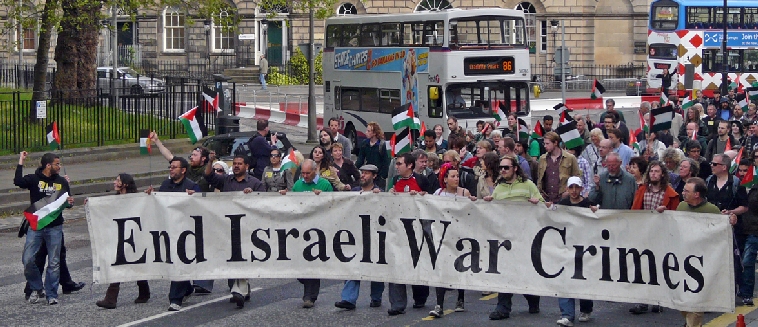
top-left (429, 86), bottom-right (440, 100)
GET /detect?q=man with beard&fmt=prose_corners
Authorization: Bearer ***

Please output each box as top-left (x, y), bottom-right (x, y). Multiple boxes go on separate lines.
top-left (335, 164), bottom-right (384, 311)
top-left (706, 120), bottom-right (739, 161)
top-left (145, 157), bottom-right (201, 311)
top-left (150, 131), bottom-right (214, 294)
top-left (204, 154), bottom-right (265, 308)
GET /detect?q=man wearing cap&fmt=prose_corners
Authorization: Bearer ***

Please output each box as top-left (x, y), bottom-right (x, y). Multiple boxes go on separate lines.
top-left (556, 176), bottom-right (597, 326)
top-left (334, 164), bottom-right (384, 311)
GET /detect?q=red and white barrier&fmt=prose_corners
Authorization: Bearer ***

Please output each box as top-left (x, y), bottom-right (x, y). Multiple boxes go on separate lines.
top-left (235, 103), bottom-right (323, 130)
top-left (531, 96), bottom-right (660, 111)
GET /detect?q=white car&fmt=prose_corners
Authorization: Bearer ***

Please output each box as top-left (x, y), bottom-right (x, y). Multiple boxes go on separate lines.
top-left (97, 67), bottom-right (165, 95)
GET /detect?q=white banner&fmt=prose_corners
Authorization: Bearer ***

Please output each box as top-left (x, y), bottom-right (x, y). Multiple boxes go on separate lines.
top-left (86, 192), bottom-right (734, 312)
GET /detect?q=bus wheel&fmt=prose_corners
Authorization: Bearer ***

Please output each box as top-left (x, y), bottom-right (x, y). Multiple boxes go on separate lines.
top-left (345, 125), bottom-right (357, 155)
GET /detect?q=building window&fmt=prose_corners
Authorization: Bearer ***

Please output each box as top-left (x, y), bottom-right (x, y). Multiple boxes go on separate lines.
top-left (15, 26), bottom-right (36, 51)
top-left (337, 3), bottom-right (357, 16)
top-left (539, 20), bottom-right (547, 53)
top-left (163, 7), bottom-right (185, 52)
top-left (515, 2), bottom-right (537, 54)
top-left (414, 0), bottom-right (452, 12)
top-left (213, 10), bottom-right (234, 52)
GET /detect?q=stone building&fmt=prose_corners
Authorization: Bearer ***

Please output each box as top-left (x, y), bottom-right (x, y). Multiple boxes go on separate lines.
top-left (1, 0), bottom-right (649, 74)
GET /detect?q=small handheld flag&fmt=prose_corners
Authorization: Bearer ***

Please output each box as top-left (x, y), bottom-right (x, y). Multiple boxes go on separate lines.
top-left (201, 87), bottom-right (220, 113)
top-left (591, 80), bottom-right (605, 100)
top-left (24, 191), bottom-right (70, 231)
top-left (280, 149), bottom-right (300, 170)
top-left (650, 105), bottom-right (674, 133)
top-left (46, 122), bottom-right (61, 150)
top-left (532, 120), bottom-right (544, 139)
top-left (556, 121), bottom-right (584, 150)
top-left (179, 107), bottom-right (208, 144)
top-left (139, 129), bottom-right (151, 155)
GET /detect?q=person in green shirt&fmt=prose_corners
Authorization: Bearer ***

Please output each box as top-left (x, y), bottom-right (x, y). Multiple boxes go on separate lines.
top-left (676, 177), bottom-right (736, 327)
top-left (278, 159), bottom-right (332, 308)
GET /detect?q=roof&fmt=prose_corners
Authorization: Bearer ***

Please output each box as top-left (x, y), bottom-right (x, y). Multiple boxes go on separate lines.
top-left (326, 8), bottom-right (525, 25)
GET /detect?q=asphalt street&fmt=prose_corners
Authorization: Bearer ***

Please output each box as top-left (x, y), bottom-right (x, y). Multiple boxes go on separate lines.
top-left (0, 217), bottom-right (728, 327)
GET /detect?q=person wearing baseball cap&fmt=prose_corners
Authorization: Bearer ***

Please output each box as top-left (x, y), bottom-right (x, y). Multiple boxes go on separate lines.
top-left (556, 176), bottom-right (597, 326)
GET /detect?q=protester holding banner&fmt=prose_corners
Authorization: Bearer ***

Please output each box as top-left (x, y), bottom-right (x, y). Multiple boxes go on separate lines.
top-left (262, 148), bottom-right (294, 192)
top-left (565, 146), bottom-right (592, 197)
top-left (484, 153), bottom-right (544, 319)
top-left (591, 152), bottom-right (636, 210)
top-left (476, 152), bottom-right (500, 199)
top-left (556, 176), bottom-right (597, 326)
top-left (335, 164), bottom-right (384, 311)
top-left (677, 177), bottom-right (735, 327)
top-left (15, 152), bottom-right (76, 305)
top-left (96, 174), bottom-right (150, 309)
top-left (279, 159), bottom-right (333, 308)
top-left (145, 157), bottom-right (201, 311)
top-left (332, 143), bottom-right (360, 189)
top-left (311, 145), bottom-right (349, 191)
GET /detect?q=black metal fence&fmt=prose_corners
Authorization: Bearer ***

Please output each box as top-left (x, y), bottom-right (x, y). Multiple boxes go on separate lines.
top-left (531, 63), bottom-right (646, 91)
top-left (0, 77), bottom-right (222, 154)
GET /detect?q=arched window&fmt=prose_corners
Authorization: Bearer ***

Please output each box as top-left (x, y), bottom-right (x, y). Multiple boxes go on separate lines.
top-left (337, 3), bottom-right (357, 16)
top-left (163, 7), bottom-right (185, 52)
top-left (515, 2), bottom-right (537, 53)
top-left (414, 0), bottom-right (452, 12)
top-left (212, 10), bottom-right (235, 52)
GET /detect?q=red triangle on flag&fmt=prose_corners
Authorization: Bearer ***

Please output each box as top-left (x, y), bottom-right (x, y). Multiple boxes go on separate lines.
top-left (725, 137), bottom-right (732, 151)
top-left (420, 121), bottom-right (426, 135)
top-left (390, 134), bottom-right (397, 157)
top-left (742, 165), bottom-right (755, 187)
top-left (534, 120), bottom-right (544, 137)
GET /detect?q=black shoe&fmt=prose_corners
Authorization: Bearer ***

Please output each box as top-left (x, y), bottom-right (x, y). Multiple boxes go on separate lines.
top-left (744, 297), bottom-right (755, 306)
top-left (62, 282), bottom-right (85, 294)
top-left (194, 286), bottom-right (211, 295)
top-left (651, 305), bottom-right (663, 312)
top-left (388, 309), bottom-right (405, 316)
top-left (231, 292), bottom-right (244, 308)
top-left (489, 311), bottom-right (510, 320)
top-left (370, 300), bottom-right (381, 308)
top-left (528, 306), bottom-right (540, 314)
top-left (412, 302), bottom-right (426, 309)
top-left (629, 304), bottom-right (649, 314)
top-left (335, 300), bottom-right (356, 310)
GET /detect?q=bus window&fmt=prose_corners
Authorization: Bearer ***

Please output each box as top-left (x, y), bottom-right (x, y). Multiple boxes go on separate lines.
top-left (649, 43), bottom-right (677, 60)
top-left (651, 0), bottom-right (678, 31)
top-left (361, 24), bottom-right (381, 47)
top-left (344, 24), bottom-right (360, 47)
top-left (382, 23), bottom-right (401, 46)
top-left (747, 9), bottom-right (758, 28)
top-left (686, 7), bottom-right (711, 29)
top-left (327, 25), bottom-right (341, 47)
top-left (428, 86), bottom-right (443, 118)
top-left (423, 21), bottom-right (445, 46)
top-left (403, 22), bottom-right (424, 46)
top-left (746, 50), bottom-right (758, 72)
top-left (451, 17), bottom-right (525, 47)
top-left (341, 88), bottom-right (361, 111)
top-left (335, 86), bottom-right (342, 110)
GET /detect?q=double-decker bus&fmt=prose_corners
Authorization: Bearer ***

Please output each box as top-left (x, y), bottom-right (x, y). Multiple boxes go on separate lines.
top-left (322, 8), bottom-right (532, 148)
top-left (647, 0), bottom-right (758, 95)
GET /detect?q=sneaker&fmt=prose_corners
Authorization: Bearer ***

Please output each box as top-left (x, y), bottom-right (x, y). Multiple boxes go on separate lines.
top-left (47, 298), bottom-right (59, 305)
top-left (557, 317), bottom-right (574, 327)
top-left (489, 311), bottom-right (510, 320)
top-left (651, 305), bottom-right (663, 312)
top-left (629, 304), bottom-right (648, 314)
top-left (302, 300), bottom-right (315, 308)
top-left (429, 305), bottom-right (443, 318)
top-left (370, 300), bottom-right (381, 308)
top-left (168, 303), bottom-right (181, 311)
top-left (28, 290), bottom-right (41, 304)
top-left (744, 297), bottom-right (755, 306)
top-left (454, 300), bottom-right (465, 312)
top-left (334, 300), bottom-right (356, 310)
top-left (578, 312), bottom-right (591, 322)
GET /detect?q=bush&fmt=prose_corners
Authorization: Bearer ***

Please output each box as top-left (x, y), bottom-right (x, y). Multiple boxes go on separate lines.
top-left (266, 48), bottom-right (323, 86)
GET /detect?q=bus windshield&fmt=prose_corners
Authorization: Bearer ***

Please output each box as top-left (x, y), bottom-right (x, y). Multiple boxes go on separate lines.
top-left (651, 1), bottom-right (679, 31)
top-left (446, 82), bottom-right (529, 119)
top-left (449, 16), bottom-right (526, 48)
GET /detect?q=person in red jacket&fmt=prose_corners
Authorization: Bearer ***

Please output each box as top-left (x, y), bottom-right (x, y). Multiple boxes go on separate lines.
top-left (629, 160), bottom-right (680, 315)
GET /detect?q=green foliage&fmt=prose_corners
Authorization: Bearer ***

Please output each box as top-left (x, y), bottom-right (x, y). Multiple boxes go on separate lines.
top-left (267, 48), bottom-right (323, 86)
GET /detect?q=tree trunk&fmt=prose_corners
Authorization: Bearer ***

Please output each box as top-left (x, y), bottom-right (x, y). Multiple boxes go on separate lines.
top-left (28, 0), bottom-right (58, 121)
top-left (52, 0), bottom-right (101, 103)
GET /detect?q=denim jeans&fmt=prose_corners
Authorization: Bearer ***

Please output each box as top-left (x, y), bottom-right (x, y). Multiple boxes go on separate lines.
top-left (298, 279), bottom-right (320, 302)
top-left (260, 74), bottom-right (267, 89)
top-left (169, 281), bottom-right (193, 305)
top-left (558, 298), bottom-right (594, 321)
top-left (23, 225), bottom-right (63, 299)
top-left (340, 280), bottom-right (384, 304)
top-left (740, 234), bottom-right (758, 298)
top-left (193, 280), bottom-right (214, 292)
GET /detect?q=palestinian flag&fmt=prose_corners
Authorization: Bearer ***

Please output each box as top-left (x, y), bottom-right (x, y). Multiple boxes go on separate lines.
top-left (638, 110), bottom-right (649, 135)
top-left (556, 120), bottom-right (584, 150)
top-left (659, 91), bottom-right (669, 107)
top-left (554, 103), bottom-right (571, 124)
top-left (517, 118), bottom-right (530, 141)
top-left (139, 129), bottom-right (151, 155)
top-left (179, 106), bottom-right (207, 144)
top-left (630, 128), bottom-right (640, 154)
top-left (392, 128), bottom-right (412, 156)
top-left (741, 165), bottom-right (756, 188)
top-left (201, 87), bottom-right (220, 113)
top-left (281, 148), bottom-right (299, 170)
top-left (731, 147), bottom-right (743, 174)
top-left (492, 106), bottom-right (507, 122)
top-left (747, 86), bottom-right (758, 101)
top-left (532, 120), bottom-right (544, 139)
top-left (590, 79), bottom-right (605, 99)
top-left (650, 105), bottom-right (674, 133)
top-left (729, 74), bottom-right (743, 93)
top-left (681, 90), bottom-right (693, 111)
top-left (46, 122), bottom-right (61, 150)
top-left (24, 191), bottom-right (70, 231)
top-left (725, 137), bottom-right (732, 152)
top-left (391, 103), bottom-right (418, 130)
top-left (738, 95), bottom-right (749, 111)
top-left (420, 121), bottom-right (426, 135)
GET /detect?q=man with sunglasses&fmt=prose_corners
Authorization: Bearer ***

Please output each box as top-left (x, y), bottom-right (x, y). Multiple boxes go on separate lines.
top-left (150, 131), bottom-right (215, 294)
top-left (204, 153), bottom-right (265, 308)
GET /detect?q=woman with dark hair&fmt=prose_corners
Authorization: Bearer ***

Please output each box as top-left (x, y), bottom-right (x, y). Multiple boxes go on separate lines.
top-left (96, 173), bottom-right (149, 309)
top-left (319, 129), bottom-right (336, 159)
top-left (732, 121), bottom-right (746, 147)
top-left (311, 145), bottom-right (349, 191)
top-left (476, 152), bottom-right (500, 199)
top-left (356, 122), bottom-right (390, 188)
top-left (627, 156), bottom-right (649, 188)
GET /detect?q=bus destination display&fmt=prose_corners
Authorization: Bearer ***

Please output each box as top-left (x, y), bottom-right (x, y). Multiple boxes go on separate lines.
top-left (464, 57), bottom-right (515, 75)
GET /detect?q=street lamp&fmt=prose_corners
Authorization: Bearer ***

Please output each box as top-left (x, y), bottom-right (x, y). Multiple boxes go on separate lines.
top-left (550, 20), bottom-right (566, 104)
top-left (204, 19), bottom-right (212, 70)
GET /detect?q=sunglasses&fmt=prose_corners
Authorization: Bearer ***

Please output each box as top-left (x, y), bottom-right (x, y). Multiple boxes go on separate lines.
top-left (499, 165), bottom-right (513, 171)
top-left (214, 168), bottom-right (225, 173)
top-left (710, 162), bottom-right (723, 166)
top-left (271, 154), bottom-right (281, 157)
